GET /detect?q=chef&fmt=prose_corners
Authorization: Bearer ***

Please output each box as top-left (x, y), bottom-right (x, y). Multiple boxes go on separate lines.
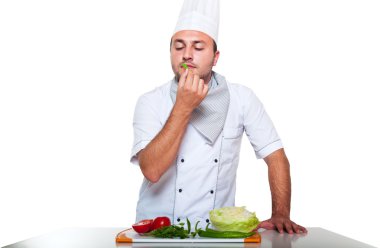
top-left (130, 0), bottom-right (307, 234)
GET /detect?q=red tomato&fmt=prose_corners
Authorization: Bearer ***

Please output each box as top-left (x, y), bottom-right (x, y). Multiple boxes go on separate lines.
top-left (132, 219), bottom-right (153, 233)
top-left (151, 216), bottom-right (171, 230)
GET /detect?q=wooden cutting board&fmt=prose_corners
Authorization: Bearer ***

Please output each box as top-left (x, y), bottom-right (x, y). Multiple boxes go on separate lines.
top-left (116, 228), bottom-right (261, 243)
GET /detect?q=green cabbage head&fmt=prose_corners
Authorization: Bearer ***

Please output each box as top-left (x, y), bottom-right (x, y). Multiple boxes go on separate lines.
top-left (209, 206), bottom-right (260, 233)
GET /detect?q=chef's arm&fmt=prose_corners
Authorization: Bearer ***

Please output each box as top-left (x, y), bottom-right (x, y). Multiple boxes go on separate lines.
top-left (265, 148), bottom-right (291, 218)
top-left (138, 70), bottom-right (208, 183)
top-left (259, 148), bottom-right (307, 234)
top-left (137, 107), bottom-right (191, 183)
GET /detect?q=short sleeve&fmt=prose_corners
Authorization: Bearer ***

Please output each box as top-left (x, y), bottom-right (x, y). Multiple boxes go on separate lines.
top-left (243, 89), bottom-right (283, 159)
top-left (130, 94), bottom-right (163, 165)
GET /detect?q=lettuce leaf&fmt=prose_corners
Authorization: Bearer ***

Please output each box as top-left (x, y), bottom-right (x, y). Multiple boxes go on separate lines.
top-left (209, 206), bottom-right (259, 233)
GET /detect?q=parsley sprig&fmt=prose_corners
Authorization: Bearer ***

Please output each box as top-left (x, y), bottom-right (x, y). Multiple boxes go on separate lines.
top-left (148, 219), bottom-right (191, 239)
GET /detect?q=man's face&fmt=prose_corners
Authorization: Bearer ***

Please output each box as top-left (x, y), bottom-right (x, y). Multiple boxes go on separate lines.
top-left (170, 30), bottom-right (219, 83)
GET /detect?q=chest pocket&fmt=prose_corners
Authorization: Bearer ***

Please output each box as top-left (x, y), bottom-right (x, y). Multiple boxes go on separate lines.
top-left (220, 127), bottom-right (244, 165)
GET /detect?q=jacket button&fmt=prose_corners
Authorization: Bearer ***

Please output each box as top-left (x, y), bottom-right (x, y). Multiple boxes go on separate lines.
top-left (179, 189), bottom-right (182, 193)
top-left (206, 219), bottom-right (210, 223)
top-left (210, 190), bottom-right (214, 194)
top-left (214, 159), bottom-right (218, 163)
top-left (181, 159), bottom-right (185, 163)
top-left (177, 218), bottom-right (181, 222)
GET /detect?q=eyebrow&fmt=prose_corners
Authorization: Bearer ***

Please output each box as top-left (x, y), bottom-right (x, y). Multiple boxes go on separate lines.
top-left (174, 39), bottom-right (206, 45)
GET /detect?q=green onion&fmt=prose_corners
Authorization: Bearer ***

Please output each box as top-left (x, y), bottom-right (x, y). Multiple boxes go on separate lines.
top-left (186, 218), bottom-right (191, 234)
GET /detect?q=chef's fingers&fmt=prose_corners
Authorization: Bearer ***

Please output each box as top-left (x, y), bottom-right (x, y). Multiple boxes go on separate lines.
top-left (298, 225), bottom-right (308, 234)
top-left (275, 223), bottom-right (284, 234)
top-left (292, 223), bottom-right (301, 234)
top-left (256, 220), bottom-right (275, 230)
top-left (198, 79), bottom-right (208, 97)
top-left (192, 74), bottom-right (200, 92)
top-left (284, 221), bottom-right (293, 234)
top-left (197, 78), bottom-right (204, 94)
top-left (184, 70), bottom-right (194, 90)
top-left (292, 222), bottom-right (308, 234)
top-left (179, 69), bottom-right (188, 88)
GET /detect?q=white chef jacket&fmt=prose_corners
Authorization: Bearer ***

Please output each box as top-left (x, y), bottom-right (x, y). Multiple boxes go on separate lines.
top-left (130, 80), bottom-right (283, 228)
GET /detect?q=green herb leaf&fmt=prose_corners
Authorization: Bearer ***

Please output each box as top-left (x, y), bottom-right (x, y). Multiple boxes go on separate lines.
top-left (149, 225), bottom-right (189, 239)
top-left (181, 63), bottom-right (188, 69)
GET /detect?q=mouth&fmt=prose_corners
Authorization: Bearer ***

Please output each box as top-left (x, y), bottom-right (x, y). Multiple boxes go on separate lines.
top-left (181, 63), bottom-right (195, 69)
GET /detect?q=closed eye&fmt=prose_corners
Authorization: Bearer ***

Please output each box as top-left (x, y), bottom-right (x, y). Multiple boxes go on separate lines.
top-left (175, 47), bottom-right (203, 51)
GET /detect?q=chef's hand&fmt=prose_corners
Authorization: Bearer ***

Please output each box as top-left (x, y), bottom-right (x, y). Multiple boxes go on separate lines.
top-left (174, 69), bottom-right (208, 114)
top-left (255, 216), bottom-right (308, 234)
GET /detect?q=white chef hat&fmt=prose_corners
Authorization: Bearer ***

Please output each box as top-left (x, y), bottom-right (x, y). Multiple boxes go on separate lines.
top-left (173, 0), bottom-right (220, 44)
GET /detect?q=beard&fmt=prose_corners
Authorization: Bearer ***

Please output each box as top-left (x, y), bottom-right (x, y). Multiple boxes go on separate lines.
top-left (174, 70), bottom-right (213, 83)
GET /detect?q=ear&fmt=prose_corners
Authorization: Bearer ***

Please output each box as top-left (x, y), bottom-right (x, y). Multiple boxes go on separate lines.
top-left (213, 51), bottom-right (220, 66)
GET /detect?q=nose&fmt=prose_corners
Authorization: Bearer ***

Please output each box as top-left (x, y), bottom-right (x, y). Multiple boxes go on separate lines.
top-left (182, 47), bottom-right (193, 61)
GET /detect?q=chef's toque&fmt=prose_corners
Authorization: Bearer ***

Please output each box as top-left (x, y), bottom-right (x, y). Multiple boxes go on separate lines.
top-left (173, 0), bottom-right (220, 44)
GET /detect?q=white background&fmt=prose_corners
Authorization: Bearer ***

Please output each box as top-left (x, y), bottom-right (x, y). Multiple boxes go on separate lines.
top-left (1, 0), bottom-right (379, 247)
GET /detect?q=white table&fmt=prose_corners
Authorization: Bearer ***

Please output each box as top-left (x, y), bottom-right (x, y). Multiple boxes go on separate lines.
top-left (3, 227), bottom-right (375, 248)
